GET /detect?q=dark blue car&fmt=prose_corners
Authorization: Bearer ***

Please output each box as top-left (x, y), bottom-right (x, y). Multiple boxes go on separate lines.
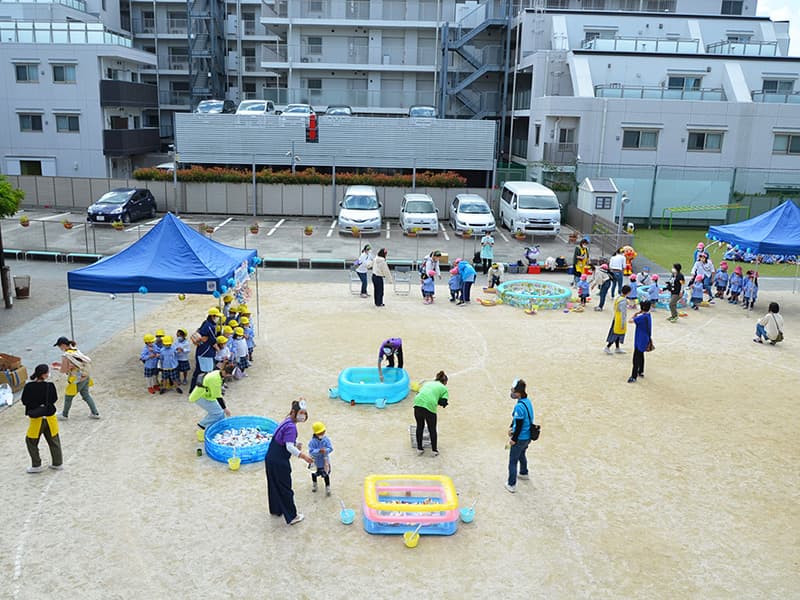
top-left (86, 188), bottom-right (157, 224)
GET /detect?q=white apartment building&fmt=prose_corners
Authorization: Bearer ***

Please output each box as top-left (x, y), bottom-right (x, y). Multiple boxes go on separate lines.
top-left (0, 0), bottom-right (160, 178)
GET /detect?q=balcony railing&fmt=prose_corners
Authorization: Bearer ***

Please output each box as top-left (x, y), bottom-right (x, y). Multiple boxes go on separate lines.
top-left (100, 80), bottom-right (158, 108)
top-left (706, 40), bottom-right (779, 57)
top-left (159, 90), bottom-right (191, 106)
top-left (252, 87), bottom-right (438, 110)
top-left (167, 18), bottom-right (187, 34)
top-left (0, 21), bottom-right (132, 46)
top-left (543, 142), bottom-right (578, 165)
top-left (582, 36), bottom-right (700, 53)
top-left (261, 42), bottom-right (430, 67)
top-left (0, 0), bottom-right (88, 12)
top-left (131, 17), bottom-right (188, 35)
top-left (243, 56), bottom-right (257, 72)
top-left (166, 57), bottom-right (189, 71)
top-left (291, 0), bottom-right (439, 21)
top-left (102, 128), bottom-right (161, 156)
top-left (751, 91), bottom-right (800, 104)
top-left (595, 85), bottom-right (726, 101)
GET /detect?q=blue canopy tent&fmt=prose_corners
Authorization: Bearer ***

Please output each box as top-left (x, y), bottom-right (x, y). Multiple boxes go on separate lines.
top-left (67, 213), bottom-right (259, 337)
top-left (707, 200), bottom-right (800, 292)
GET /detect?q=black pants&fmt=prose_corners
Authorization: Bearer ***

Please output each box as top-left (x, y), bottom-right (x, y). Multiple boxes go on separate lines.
top-left (462, 281), bottom-right (473, 302)
top-left (26, 417), bottom-right (63, 468)
top-left (490, 275), bottom-right (501, 288)
top-left (372, 274), bottom-right (385, 306)
top-left (386, 346), bottom-right (404, 369)
top-left (265, 457), bottom-right (297, 524)
top-left (482, 258), bottom-right (491, 274)
top-left (631, 349), bottom-right (645, 379)
top-left (311, 468), bottom-right (330, 487)
top-left (414, 405), bottom-right (438, 452)
top-left (357, 271), bottom-right (368, 295)
top-left (189, 356), bottom-right (203, 392)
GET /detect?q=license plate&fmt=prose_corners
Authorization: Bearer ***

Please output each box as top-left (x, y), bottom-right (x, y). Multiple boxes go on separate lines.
top-left (96, 215), bottom-right (104, 221)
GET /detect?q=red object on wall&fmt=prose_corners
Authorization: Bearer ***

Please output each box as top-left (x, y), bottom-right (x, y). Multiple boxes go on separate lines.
top-left (306, 114), bottom-right (318, 143)
top-left (528, 265), bottom-right (541, 274)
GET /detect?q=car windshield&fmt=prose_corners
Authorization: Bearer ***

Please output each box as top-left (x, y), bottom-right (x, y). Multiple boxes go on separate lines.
top-left (327, 107), bottom-right (351, 115)
top-left (460, 202), bottom-right (490, 214)
top-left (518, 195), bottom-right (559, 210)
top-left (238, 102), bottom-right (265, 112)
top-left (97, 191), bottom-right (132, 205)
top-left (197, 101), bottom-right (223, 113)
top-left (343, 195), bottom-right (379, 210)
top-left (409, 106), bottom-right (436, 117)
top-left (285, 105), bottom-right (311, 114)
top-left (405, 200), bottom-right (435, 213)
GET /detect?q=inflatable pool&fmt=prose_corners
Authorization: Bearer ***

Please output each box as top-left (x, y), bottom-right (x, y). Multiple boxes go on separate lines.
top-left (336, 367), bottom-right (409, 405)
top-left (497, 279), bottom-right (572, 310)
top-left (637, 284), bottom-right (688, 310)
top-left (204, 415), bottom-right (277, 464)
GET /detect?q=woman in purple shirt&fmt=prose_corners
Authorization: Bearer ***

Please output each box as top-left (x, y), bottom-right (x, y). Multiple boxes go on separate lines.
top-left (265, 400), bottom-right (313, 525)
top-left (377, 337), bottom-right (404, 382)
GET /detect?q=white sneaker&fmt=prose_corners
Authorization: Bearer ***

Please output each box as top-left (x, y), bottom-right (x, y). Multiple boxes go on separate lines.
top-left (603, 347), bottom-right (612, 355)
top-left (289, 514), bottom-right (305, 525)
top-left (312, 481), bottom-right (318, 493)
top-left (417, 449), bottom-right (424, 456)
top-left (26, 465), bottom-right (47, 473)
top-left (517, 474), bottom-right (530, 480)
top-left (49, 464), bottom-right (64, 470)
top-left (326, 487), bottom-right (331, 497)
top-left (57, 413), bottom-right (68, 421)
top-left (89, 413), bottom-right (101, 420)
top-left (615, 348), bottom-right (626, 354)
top-left (504, 483), bottom-right (516, 494)
top-left (432, 451), bottom-right (440, 457)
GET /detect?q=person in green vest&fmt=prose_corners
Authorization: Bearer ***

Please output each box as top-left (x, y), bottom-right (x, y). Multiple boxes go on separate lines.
top-left (412, 371), bottom-right (449, 457)
top-left (189, 365), bottom-right (235, 433)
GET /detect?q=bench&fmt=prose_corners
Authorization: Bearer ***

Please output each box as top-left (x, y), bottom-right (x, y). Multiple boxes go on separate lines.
top-left (387, 259), bottom-right (415, 270)
top-left (66, 252), bottom-right (103, 264)
top-left (3, 249), bottom-right (24, 261)
top-left (260, 257), bottom-right (299, 269)
top-left (310, 258), bottom-right (346, 270)
top-left (25, 250), bottom-right (65, 263)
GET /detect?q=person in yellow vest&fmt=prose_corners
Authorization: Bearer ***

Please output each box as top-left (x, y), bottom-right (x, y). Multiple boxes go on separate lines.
top-left (22, 364), bottom-right (63, 473)
top-left (188, 365), bottom-right (234, 433)
top-left (604, 285), bottom-right (631, 354)
top-left (53, 336), bottom-right (99, 420)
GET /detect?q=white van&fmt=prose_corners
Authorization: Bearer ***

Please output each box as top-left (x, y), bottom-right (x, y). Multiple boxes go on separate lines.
top-left (399, 193), bottom-right (438, 234)
top-left (498, 181), bottom-right (561, 237)
top-left (338, 185), bottom-right (382, 234)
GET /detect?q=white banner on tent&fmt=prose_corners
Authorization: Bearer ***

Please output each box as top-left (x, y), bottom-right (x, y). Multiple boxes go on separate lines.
top-left (206, 281), bottom-right (217, 292)
top-left (234, 261), bottom-right (249, 286)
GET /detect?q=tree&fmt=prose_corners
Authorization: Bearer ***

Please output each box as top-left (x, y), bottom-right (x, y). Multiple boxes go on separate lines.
top-left (0, 175), bottom-right (25, 308)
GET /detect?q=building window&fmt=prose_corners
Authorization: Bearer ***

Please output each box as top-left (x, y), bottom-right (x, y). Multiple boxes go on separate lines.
top-left (772, 134), bottom-right (800, 155)
top-left (534, 124), bottom-right (541, 146)
top-left (622, 129), bottom-right (659, 150)
top-left (687, 131), bottom-right (723, 152)
top-left (762, 79), bottom-right (794, 94)
top-left (242, 12), bottom-right (256, 35)
top-left (646, 0), bottom-right (677, 10)
top-left (15, 64), bottom-right (39, 83)
top-left (668, 76), bottom-right (702, 91)
top-left (52, 64), bottom-right (76, 83)
top-left (545, 0), bottom-right (569, 7)
top-left (19, 114), bottom-right (43, 132)
top-left (56, 115), bottom-right (80, 133)
top-left (305, 36), bottom-right (322, 55)
top-left (595, 196), bottom-right (612, 210)
top-left (726, 34), bottom-right (751, 43)
top-left (20, 160), bottom-right (42, 175)
top-left (558, 128), bottom-right (575, 145)
top-left (721, 0), bottom-right (743, 15)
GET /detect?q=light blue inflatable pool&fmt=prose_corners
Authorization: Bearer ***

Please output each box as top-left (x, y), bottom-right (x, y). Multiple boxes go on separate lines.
top-left (336, 367), bottom-right (410, 405)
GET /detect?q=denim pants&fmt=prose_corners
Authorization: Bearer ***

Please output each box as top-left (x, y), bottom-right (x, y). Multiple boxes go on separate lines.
top-left (357, 271), bottom-right (368, 295)
top-left (598, 280), bottom-right (612, 309)
top-left (462, 280), bottom-right (474, 302)
top-left (610, 271), bottom-right (623, 296)
top-left (508, 438), bottom-right (531, 486)
top-left (62, 378), bottom-right (99, 417)
top-left (755, 323), bottom-right (767, 340)
top-left (196, 398), bottom-right (225, 429)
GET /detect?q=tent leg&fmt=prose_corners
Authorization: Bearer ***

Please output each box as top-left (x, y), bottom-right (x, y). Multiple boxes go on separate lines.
top-left (68, 288), bottom-right (75, 340)
top-left (131, 293), bottom-right (137, 334)
top-left (794, 260), bottom-right (798, 294)
top-left (255, 264), bottom-right (260, 334)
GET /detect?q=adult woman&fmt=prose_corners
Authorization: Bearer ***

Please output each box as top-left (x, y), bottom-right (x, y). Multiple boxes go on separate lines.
top-left (665, 263), bottom-right (685, 323)
top-left (421, 250), bottom-right (442, 280)
top-left (690, 252), bottom-right (715, 303)
top-left (371, 248), bottom-right (392, 307)
top-left (377, 337), bottom-right (403, 382)
top-left (53, 336), bottom-right (99, 420)
top-left (188, 365), bottom-right (234, 432)
top-left (591, 263), bottom-right (614, 311)
top-left (190, 307), bottom-right (221, 391)
top-left (479, 234), bottom-right (494, 275)
top-left (413, 371), bottom-right (449, 456)
top-left (608, 248), bottom-right (626, 297)
top-left (22, 364), bottom-right (63, 473)
top-left (754, 302), bottom-right (784, 345)
top-left (265, 400), bottom-right (313, 525)
top-left (628, 300), bottom-right (652, 383)
top-left (505, 378), bottom-right (534, 494)
top-left (457, 259), bottom-right (477, 305)
top-left (604, 285), bottom-right (630, 354)
top-left (354, 244), bottom-right (374, 298)
top-left (572, 238), bottom-right (589, 286)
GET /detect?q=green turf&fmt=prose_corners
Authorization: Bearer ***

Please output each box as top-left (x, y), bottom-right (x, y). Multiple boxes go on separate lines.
top-left (631, 228), bottom-right (798, 277)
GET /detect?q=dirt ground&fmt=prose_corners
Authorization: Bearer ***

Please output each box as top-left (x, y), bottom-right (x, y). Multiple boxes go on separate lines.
top-left (1, 278), bottom-right (798, 599)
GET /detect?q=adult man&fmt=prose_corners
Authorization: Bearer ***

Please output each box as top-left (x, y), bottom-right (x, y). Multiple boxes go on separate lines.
top-left (608, 248), bottom-right (626, 298)
top-left (190, 307), bottom-right (221, 391)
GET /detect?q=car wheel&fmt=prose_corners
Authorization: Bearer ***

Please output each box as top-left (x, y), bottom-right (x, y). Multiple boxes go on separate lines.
top-left (122, 212), bottom-right (131, 224)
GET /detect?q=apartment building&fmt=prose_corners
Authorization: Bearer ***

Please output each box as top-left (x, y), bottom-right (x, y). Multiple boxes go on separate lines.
top-left (0, 0), bottom-right (160, 178)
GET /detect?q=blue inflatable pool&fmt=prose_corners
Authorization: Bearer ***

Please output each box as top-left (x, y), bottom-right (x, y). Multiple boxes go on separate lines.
top-left (204, 415), bottom-right (278, 464)
top-left (337, 367), bottom-right (410, 405)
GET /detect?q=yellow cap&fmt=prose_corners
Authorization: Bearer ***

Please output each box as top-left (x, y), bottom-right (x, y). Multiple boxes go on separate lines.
top-left (239, 316), bottom-right (249, 325)
top-left (215, 325), bottom-right (221, 334)
top-left (143, 334), bottom-right (156, 343)
top-left (228, 320), bottom-right (239, 328)
top-left (207, 307), bottom-right (221, 317)
top-left (222, 325), bottom-right (233, 335)
top-left (223, 295), bottom-right (233, 303)
top-left (234, 327), bottom-right (244, 336)
top-left (229, 306), bottom-right (240, 313)
top-left (155, 329), bottom-right (165, 337)
top-left (312, 421), bottom-right (326, 435)
top-left (216, 335), bottom-right (228, 345)
top-left (162, 335), bottom-right (173, 345)
top-left (238, 305), bottom-right (249, 314)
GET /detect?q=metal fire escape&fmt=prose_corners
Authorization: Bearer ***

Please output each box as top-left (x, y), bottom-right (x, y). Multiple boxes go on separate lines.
top-left (187, 0), bottom-right (225, 106)
top-left (440, 0), bottom-right (508, 119)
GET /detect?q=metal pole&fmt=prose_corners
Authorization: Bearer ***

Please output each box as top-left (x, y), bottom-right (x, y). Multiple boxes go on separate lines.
top-left (291, 140), bottom-right (296, 174)
top-left (131, 293), bottom-right (136, 334)
top-left (255, 264), bottom-right (260, 333)
top-left (252, 154), bottom-right (257, 218)
top-left (92, 225), bottom-right (97, 253)
top-left (42, 220), bottom-right (48, 251)
top-left (84, 223), bottom-right (89, 253)
top-left (498, 0), bottom-right (513, 161)
top-left (412, 157), bottom-right (417, 191)
top-left (68, 287), bottom-right (74, 339)
top-left (173, 151), bottom-right (178, 215)
top-left (332, 155), bottom-right (336, 217)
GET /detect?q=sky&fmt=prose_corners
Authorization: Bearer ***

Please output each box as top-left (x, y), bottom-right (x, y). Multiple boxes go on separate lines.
top-left (757, 0), bottom-right (800, 56)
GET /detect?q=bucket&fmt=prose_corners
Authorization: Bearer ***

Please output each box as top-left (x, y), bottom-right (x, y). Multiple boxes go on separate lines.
top-left (228, 457), bottom-right (241, 471)
top-left (403, 528), bottom-right (421, 548)
top-left (410, 381), bottom-right (420, 393)
top-left (340, 508), bottom-right (355, 525)
top-left (13, 275), bottom-right (30, 299)
top-left (375, 397), bottom-right (387, 409)
top-left (459, 507), bottom-right (475, 523)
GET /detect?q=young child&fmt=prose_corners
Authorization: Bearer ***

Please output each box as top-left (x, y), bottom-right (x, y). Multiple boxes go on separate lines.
top-left (214, 335), bottom-right (233, 372)
top-left (742, 270), bottom-right (758, 310)
top-left (240, 316), bottom-right (255, 362)
top-left (627, 274), bottom-right (639, 308)
top-left (647, 274), bottom-right (660, 307)
top-left (308, 421), bottom-right (333, 496)
top-left (222, 294), bottom-right (233, 320)
top-left (140, 333), bottom-right (161, 394)
top-left (175, 329), bottom-right (191, 386)
top-left (421, 270), bottom-right (436, 304)
top-left (636, 266), bottom-right (652, 287)
top-left (577, 274), bottom-right (590, 306)
top-left (448, 267), bottom-right (462, 302)
top-left (728, 266), bottom-right (743, 304)
top-left (690, 274), bottom-right (704, 310)
top-left (158, 335), bottom-right (182, 394)
top-left (487, 262), bottom-right (504, 289)
top-left (233, 327), bottom-right (249, 372)
top-left (714, 261), bottom-right (730, 298)
top-left (154, 329), bottom-right (165, 351)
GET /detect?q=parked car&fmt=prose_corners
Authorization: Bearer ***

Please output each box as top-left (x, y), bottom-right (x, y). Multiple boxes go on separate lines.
top-left (408, 105), bottom-right (436, 118)
top-left (154, 162), bottom-right (175, 172)
top-left (86, 188), bottom-right (157, 224)
top-left (195, 99), bottom-right (236, 114)
top-left (337, 185), bottom-right (382, 234)
top-left (235, 100), bottom-right (276, 115)
top-left (449, 193), bottom-right (495, 234)
top-left (325, 105), bottom-right (353, 116)
top-left (278, 103), bottom-right (315, 117)
top-left (498, 181), bottom-right (561, 237)
top-left (399, 193), bottom-right (439, 235)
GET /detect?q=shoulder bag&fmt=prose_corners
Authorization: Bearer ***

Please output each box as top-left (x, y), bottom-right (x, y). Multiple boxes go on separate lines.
top-left (772, 314), bottom-right (785, 343)
top-left (519, 400), bottom-right (540, 441)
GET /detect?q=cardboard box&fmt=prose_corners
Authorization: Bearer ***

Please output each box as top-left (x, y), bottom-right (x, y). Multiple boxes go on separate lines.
top-left (1, 365), bottom-right (28, 393)
top-left (0, 353), bottom-right (21, 370)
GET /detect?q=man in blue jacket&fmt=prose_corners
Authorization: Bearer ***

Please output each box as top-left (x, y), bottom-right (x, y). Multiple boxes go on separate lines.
top-left (506, 378), bottom-right (534, 493)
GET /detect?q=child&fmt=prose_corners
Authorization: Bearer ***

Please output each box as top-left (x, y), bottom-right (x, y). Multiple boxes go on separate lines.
top-left (647, 274), bottom-right (660, 307)
top-left (233, 327), bottom-right (249, 372)
top-left (140, 333), bottom-right (161, 394)
top-left (742, 270), bottom-right (758, 310)
top-left (487, 262), bottom-right (504, 288)
top-left (728, 266), bottom-right (743, 304)
top-left (421, 270), bottom-right (436, 304)
top-left (714, 261), bottom-right (730, 298)
top-left (448, 267), bottom-right (462, 303)
top-left (214, 335), bottom-right (233, 372)
top-left (690, 274), bottom-right (704, 310)
top-left (154, 329), bottom-right (165, 350)
top-left (636, 266), bottom-right (652, 287)
top-left (627, 274), bottom-right (639, 308)
top-left (240, 316), bottom-right (255, 362)
top-left (158, 335), bottom-right (182, 394)
top-left (222, 295), bottom-right (233, 320)
top-left (577, 274), bottom-right (590, 306)
top-left (175, 329), bottom-right (192, 386)
top-left (308, 421), bottom-right (333, 496)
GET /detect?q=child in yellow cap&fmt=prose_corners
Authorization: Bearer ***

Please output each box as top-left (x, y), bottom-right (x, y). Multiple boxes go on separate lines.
top-left (308, 422), bottom-right (334, 496)
top-left (240, 316), bottom-right (256, 362)
top-left (159, 335), bottom-right (181, 394)
top-left (233, 326), bottom-right (249, 374)
top-left (214, 335), bottom-right (232, 373)
top-left (140, 334), bottom-right (161, 394)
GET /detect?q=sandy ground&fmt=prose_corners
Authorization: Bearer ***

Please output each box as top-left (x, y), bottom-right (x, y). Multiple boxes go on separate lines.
top-left (1, 277), bottom-right (798, 600)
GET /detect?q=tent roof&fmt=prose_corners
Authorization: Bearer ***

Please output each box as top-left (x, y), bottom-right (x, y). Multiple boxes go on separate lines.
top-left (707, 200), bottom-right (800, 255)
top-left (67, 213), bottom-right (257, 294)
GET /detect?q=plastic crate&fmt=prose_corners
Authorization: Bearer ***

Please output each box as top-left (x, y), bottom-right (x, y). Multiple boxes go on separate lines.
top-left (409, 424), bottom-right (431, 449)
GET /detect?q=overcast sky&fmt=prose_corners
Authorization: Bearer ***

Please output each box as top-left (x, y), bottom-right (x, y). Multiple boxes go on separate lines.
top-left (757, 0), bottom-right (800, 56)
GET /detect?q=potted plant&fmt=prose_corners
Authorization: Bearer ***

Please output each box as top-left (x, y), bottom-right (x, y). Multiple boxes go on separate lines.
top-left (62, 219), bottom-right (74, 230)
top-left (205, 225), bottom-right (215, 234)
top-left (461, 228), bottom-right (473, 239)
top-left (351, 226), bottom-right (361, 238)
top-left (249, 222), bottom-right (260, 234)
top-left (514, 229), bottom-right (526, 240)
top-left (19, 215), bottom-right (29, 227)
top-left (407, 227), bottom-right (421, 238)
top-left (111, 220), bottom-right (125, 231)
top-left (304, 225), bottom-right (314, 236)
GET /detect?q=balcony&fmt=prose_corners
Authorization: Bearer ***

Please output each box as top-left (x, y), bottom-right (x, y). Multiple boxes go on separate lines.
top-left (260, 42), bottom-right (430, 68)
top-left (582, 36), bottom-right (700, 54)
top-left (278, 0), bottom-right (439, 21)
top-left (595, 85), bottom-right (726, 101)
top-left (253, 87), bottom-right (438, 110)
top-left (159, 90), bottom-right (191, 106)
top-left (100, 80), bottom-right (158, 108)
top-left (543, 142), bottom-right (578, 165)
top-left (103, 128), bottom-right (161, 156)
top-left (0, 21), bottom-right (133, 46)
top-left (706, 40), bottom-right (779, 57)
top-left (0, 0), bottom-right (88, 12)
top-left (751, 91), bottom-right (800, 104)
top-left (131, 17), bottom-right (187, 35)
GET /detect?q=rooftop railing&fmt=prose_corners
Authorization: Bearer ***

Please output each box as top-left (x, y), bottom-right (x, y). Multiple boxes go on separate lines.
top-left (706, 40), bottom-right (779, 57)
top-left (0, 0), bottom-right (87, 12)
top-left (751, 91), bottom-right (800, 104)
top-left (0, 21), bottom-right (132, 46)
top-left (582, 36), bottom-right (700, 53)
top-left (595, 84), bottom-right (726, 101)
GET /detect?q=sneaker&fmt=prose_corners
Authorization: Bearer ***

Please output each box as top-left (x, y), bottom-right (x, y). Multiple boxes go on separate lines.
top-left (639, 373), bottom-right (645, 378)
top-left (49, 464), bottom-right (63, 470)
top-left (456, 301), bottom-right (464, 306)
top-left (769, 340), bottom-right (776, 346)
top-left (89, 413), bottom-right (101, 419)
top-left (312, 481), bottom-right (318, 493)
top-left (708, 300), bottom-right (715, 304)
top-left (594, 307), bottom-right (603, 311)
top-left (432, 450), bottom-right (440, 457)
top-left (26, 465), bottom-right (47, 473)
top-left (160, 388), bottom-right (167, 395)
top-left (667, 317), bottom-right (678, 323)
top-left (417, 449), bottom-right (424, 456)
top-left (615, 348), bottom-right (626, 354)
top-left (504, 483), bottom-right (516, 494)
top-left (57, 412), bottom-right (68, 421)
top-left (360, 293), bottom-right (368, 298)
top-left (753, 338), bottom-right (763, 344)
top-left (603, 347), bottom-right (612, 355)
top-left (627, 377), bottom-right (637, 383)
top-left (326, 487), bottom-right (331, 497)
top-left (517, 473), bottom-right (530, 480)
top-left (289, 514), bottom-right (305, 525)
top-left (176, 387), bottom-right (183, 394)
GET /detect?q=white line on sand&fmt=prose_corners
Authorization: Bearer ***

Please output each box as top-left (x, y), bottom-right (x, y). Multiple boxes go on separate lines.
top-left (267, 218), bottom-right (285, 236)
top-left (327, 219), bottom-right (336, 238)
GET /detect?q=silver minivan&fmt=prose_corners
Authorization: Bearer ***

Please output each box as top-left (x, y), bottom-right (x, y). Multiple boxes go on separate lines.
top-left (498, 181), bottom-right (561, 237)
top-left (338, 185), bottom-right (382, 234)
top-left (399, 193), bottom-right (439, 235)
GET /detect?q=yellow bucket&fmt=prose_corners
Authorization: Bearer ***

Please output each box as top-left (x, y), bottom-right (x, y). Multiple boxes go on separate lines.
top-left (403, 531), bottom-right (420, 548)
top-left (410, 381), bottom-right (420, 393)
top-left (228, 457), bottom-right (241, 471)
top-left (196, 429), bottom-right (205, 442)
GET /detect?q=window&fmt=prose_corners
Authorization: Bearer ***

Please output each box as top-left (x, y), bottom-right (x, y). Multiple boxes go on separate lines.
top-left (15, 64), bottom-right (38, 83)
top-left (595, 196), bottom-right (612, 210)
top-left (242, 12), bottom-right (256, 35)
top-left (56, 115), bottom-right (80, 133)
top-left (646, 0), bottom-right (676, 10)
top-left (19, 114), bottom-right (43, 132)
top-left (305, 36), bottom-right (322, 55)
top-left (308, 0), bottom-right (323, 12)
top-left (668, 76), bottom-right (702, 91)
top-left (622, 129), bottom-right (659, 150)
top-left (52, 64), bottom-right (76, 83)
top-left (726, 34), bottom-right (751, 43)
top-left (688, 131), bottom-right (723, 152)
top-left (305, 78), bottom-right (322, 99)
top-left (763, 79), bottom-right (794, 94)
top-left (534, 124), bottom-right (541, 146)
top-left (169, 48), bottom-right (188, 70)
top-left (545, 0), bottom-right (568, 7)
top-left (582, 0), bottom-right (606, 8)
top-left (721, 0), bottom-right (743, 15)
top-left (772, 134), bottom-right (800, 155)
top-left (558, 128), bottom-right (575, 144)
top-left (20, 160), bottom-right (42, 176)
